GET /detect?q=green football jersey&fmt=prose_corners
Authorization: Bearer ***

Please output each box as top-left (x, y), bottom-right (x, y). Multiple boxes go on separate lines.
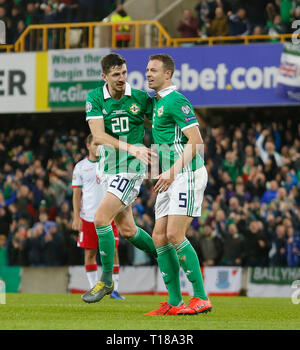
top-left (86, 81), bottom-right (152, 174)
top-left (152, 86), bottom-right (204, 172)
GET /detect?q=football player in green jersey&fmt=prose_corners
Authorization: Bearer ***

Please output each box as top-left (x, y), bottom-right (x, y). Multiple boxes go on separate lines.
top-left (144, 54), bottom-right (212, 315)
top-left (81, 53), bottom-right (157, 303)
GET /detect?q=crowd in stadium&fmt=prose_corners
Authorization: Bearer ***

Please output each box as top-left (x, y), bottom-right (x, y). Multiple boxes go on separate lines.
top-left (178, 0), bottom-right (300, 39)
top-left (1, 0), bottom-right (300, 45)
top-left (0, 0), bottom-right (121, 44)
top-left (0, 109), bottom-right (300, 268)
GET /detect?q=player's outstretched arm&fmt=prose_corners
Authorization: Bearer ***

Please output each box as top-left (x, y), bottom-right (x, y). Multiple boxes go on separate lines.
top-left (88, 119), bottom-right (156, 165)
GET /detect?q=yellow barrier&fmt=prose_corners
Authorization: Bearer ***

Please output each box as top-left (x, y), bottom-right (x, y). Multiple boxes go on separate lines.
top-left (0, 44), bottom-right (14, 52)
top-left (11, 20), bottom-right (171, 52)
top-left (0, 20), bottom-right (299, 53)
top-left (172, 33), bottom-right (298, 46)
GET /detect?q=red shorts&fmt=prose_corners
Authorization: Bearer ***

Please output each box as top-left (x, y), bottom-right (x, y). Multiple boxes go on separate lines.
top-left (77, 219), bottom-right (119, 249)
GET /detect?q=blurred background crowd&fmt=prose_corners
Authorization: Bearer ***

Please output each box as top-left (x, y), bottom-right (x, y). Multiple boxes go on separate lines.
top-left (0, 108), bottom-right (300, 268)
top-left (177, 0), bottom-right (300, 40)
top-left (0, 0), bottom-right (122, 44)
top-left (1, 0), bottom-right (300, 44)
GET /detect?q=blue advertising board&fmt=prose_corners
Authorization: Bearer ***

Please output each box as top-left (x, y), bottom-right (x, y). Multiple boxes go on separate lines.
top-left (116, 43), bottom-right (300, 107)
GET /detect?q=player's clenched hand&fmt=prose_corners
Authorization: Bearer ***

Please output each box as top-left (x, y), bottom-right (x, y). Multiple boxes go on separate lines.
top-left (128, 145), bottom-right (157, 165)
top-left (154, 170), bottom-right (175, 193)
top-left (72, 217), bottom-right (82, 231)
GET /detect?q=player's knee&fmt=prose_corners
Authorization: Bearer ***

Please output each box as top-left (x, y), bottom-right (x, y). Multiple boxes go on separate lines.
top-left (94, 214), bottom-right (110, 227)
top-left (118, 225), bottom-right (136, 239)
top-left (166, 231), bottom-right (177, 245)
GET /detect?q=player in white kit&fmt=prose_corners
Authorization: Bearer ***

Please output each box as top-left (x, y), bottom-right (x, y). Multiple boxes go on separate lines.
top-left (72, 134), bottom-right (124, 299)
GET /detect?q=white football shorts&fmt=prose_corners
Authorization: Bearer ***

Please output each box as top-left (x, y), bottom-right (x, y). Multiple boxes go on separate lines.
top-left (155, 166), bottom-right (208, 219)
top-left (102, 172), bottom-right (145, 207)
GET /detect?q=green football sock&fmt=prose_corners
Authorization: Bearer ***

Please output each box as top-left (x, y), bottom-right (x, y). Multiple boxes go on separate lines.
top-left (95, 225), bottom-right (115, 286)
top-left (175, 239), bottom-right (207, 300)
top-left (156, 243), bottom-right (183, 306)
top-left (127, 226), bottom-right (157, 259)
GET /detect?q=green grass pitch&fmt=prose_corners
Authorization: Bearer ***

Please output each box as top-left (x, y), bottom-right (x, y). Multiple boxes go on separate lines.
top-left (0, 294), bottom-right (299, 330)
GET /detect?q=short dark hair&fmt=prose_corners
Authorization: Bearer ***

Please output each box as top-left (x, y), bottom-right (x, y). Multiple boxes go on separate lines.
top-left (149, 54), bottom-right (175, 77)
top-left (101, 53), bottom-right (126, 74)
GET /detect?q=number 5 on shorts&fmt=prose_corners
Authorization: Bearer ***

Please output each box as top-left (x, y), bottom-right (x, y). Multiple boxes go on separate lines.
top-left (179, 192), bottom-right (187, 208)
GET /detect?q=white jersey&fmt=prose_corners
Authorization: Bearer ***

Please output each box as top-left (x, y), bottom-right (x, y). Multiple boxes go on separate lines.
top-left (72, 157), bottom-right (106, 222)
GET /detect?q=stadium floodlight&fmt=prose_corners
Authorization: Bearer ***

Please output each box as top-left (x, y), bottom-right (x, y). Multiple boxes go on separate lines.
top-left (0, 20), bottom-right (6, 44)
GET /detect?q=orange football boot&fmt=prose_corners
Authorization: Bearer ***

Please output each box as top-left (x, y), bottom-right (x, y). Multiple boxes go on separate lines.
top-left (145, 302), bottom-right (185, 316)
top-left (177, 297), bottom-right (212, 315)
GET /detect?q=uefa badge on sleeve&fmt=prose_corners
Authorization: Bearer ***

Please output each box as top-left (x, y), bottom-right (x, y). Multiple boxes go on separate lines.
top-left (181, 105), bottom-right (191, 115)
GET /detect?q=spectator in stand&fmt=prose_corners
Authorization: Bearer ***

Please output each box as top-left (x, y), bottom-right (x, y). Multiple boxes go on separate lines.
top-left (15, 184), bottom-right (36, 225)
top-left (207, 6), bottom-right (229, 37)
top-left (214, 208), bottom-right (227, 237)
top-left (265, 1), bottom-right (290, 36)
top-left (220, 223), bottom-right (245, 266)
top-left (234, 180), bottom-right (251, 206)
top-left (260, 180), bottom-right (279, 205)
top-left (240, 220), bottom-right (269, 266)
top-left (269, 224), bottom-right (287, 266)
top-left (40, 2), bottom-right (59, 25)
top-left (8, 223), bottom-right (28, 266)
top-left (110, 4), bottom-right (132, 48)
top-left (48, 174), bottom-right (68, 208)
top-left (177, 9), bottom-right (199, 39)
top-left (42, 224), bottom-right (64, 266)
top-left (33, 211), bottom-right (56, 236)
top-left (242, 155), bottom-right (258, 184)
top-left (222, 151), bottom-right (241, 184)
top-left (194, 0), bottom-right (212, 30)
top-left (12, 19), bottom-right (26, 43)
top-left (252, 25), bottom-right (264, 39)
top-left (266, 0), bottom-right (281, 23)
top-left (11, 5), bottom-right (24, 30)
top-left (267, 14), bottom-right (288, 39)
top-left (24, 2), bottom-right (43, 26)
top-left (227, 8), bottom-right (250, 36)
top-left (23, 223), bottom-right (44, 266)
top-left (256, 128), bottom-right (283, 168)
top-left (286, 226), bottom-right (300, 266)
top-left (198, 223), bottom-right (223, 266)
top-left (239, 0), bottom-right (269, 32)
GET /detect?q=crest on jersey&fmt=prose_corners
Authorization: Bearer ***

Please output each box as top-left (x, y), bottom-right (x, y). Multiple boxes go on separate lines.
top-left (130, 103), bottom-right (140, 115)
top-left (86, 101), bottom-right (92, 113)
top-left (157, 106), bottom-right (164, 116)
top-left (181, 105), bottom-right (191, 115)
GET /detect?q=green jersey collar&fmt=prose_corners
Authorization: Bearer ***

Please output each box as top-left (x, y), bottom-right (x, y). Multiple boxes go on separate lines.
top-left (87, 156), bottom-right (98, 163)
top-left (157, 85), bottom-right (177, 99)
top-left (103, 82), bottom-right (132, 100)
